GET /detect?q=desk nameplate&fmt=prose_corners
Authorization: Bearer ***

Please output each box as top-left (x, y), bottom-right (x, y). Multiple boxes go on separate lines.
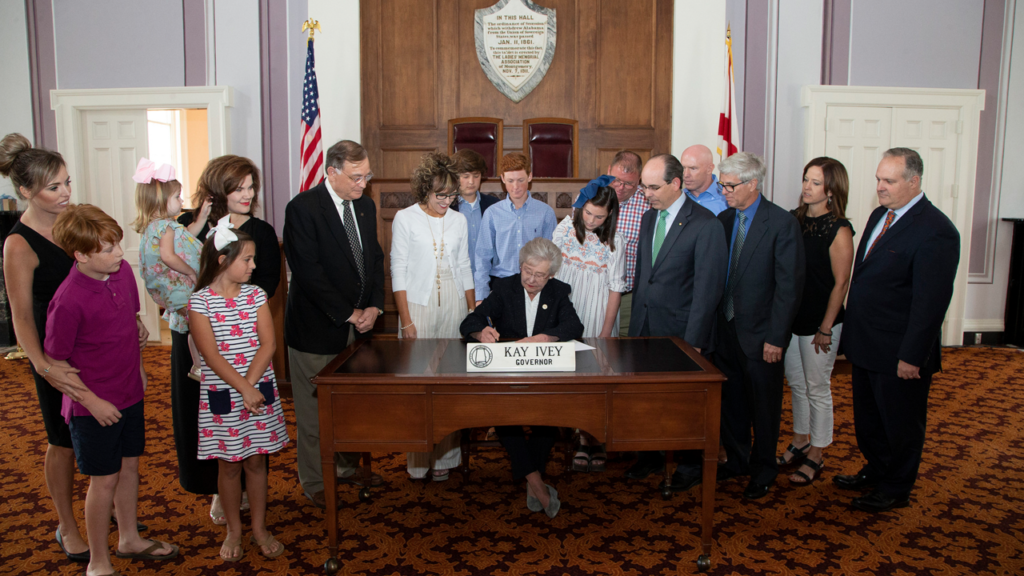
top-left (466, 342), bottom-right (575, 372)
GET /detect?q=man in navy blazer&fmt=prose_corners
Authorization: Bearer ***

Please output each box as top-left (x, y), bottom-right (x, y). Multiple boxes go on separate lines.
top-left (283, 140), bottom-right (385, 509)
top-left (622, 153), bottom-right (728, 482)
top-left (710, 152), bottom-right (805, 500)
top-left (836, 148), bottom-right (959, 512)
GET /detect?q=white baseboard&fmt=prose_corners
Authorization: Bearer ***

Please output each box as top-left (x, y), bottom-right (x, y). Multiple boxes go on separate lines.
top-left (962, 319), bottom-right (1004, 332)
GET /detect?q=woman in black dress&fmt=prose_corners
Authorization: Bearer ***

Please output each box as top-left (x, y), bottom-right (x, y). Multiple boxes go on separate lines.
top-left (1, 133), bottom-right (88, 560)
top-left (778, 157), bottom-right (854, 485)
top-left (175, 155), bottom-right (281, 524)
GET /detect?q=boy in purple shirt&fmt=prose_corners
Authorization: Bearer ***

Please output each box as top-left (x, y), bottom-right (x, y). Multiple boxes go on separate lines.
top-left (45, 204), bottom-right (179, 574)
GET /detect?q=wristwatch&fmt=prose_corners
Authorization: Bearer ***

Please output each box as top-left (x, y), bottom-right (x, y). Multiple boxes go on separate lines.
top-left (377, 307), bottom-right (384, 316)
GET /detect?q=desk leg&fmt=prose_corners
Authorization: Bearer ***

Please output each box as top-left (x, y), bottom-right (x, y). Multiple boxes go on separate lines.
top-left (698, 450), bottom-right (717, 572)
top-left (323, 456), bottom-right (339, 574)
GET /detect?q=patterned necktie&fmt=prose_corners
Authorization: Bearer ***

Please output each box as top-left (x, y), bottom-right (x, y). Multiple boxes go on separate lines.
top-left (341, 200), bottom-right (366, 285)
top-left (652, 210), bottom-right (669, 261)
top-left (866, 210), bottom-right (896, 258)
top-left (724, 211), bottom-right (748, 321)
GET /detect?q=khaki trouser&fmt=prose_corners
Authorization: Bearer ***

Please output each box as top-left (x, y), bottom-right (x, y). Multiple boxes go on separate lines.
top-left (289, 326), bottom-right (360, 496)
top-left (619, 291), bottom-right (633, 338)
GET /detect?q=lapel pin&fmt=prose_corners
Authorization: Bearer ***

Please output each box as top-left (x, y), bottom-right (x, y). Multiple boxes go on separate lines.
top-left (542, 304), bottom-right (548, 310)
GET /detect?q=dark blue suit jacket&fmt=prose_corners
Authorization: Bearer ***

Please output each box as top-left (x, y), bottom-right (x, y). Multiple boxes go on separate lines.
top-left (840, 196), bottom-right (959, 376)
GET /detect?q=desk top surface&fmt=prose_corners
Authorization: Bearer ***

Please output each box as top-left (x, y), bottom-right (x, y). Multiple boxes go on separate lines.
top-left (315, 337), bottom-right (723, 385)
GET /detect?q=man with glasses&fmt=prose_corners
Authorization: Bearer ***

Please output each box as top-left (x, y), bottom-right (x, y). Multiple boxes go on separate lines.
top-left (680, 144), bottom-right (728, 216)
top-left (624, 153), bottom-right (728, 481)
top-left (570, 151), bottom-right (649, 336)
top-left (703, 152), bottom-right (804, 500)
top-left (474, 153), bottom-right (558, 304)
top-left (283, 140), bottom-right (386, 509)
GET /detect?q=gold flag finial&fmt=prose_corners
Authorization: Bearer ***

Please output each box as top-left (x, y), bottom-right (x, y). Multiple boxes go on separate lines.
top-left (726, 23), bottom-right (732, 40)
top-left (302, 18), bottom-right (322, 41)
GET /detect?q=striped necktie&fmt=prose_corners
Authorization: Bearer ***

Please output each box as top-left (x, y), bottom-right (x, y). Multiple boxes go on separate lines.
top-left (866, 210), bottom-right (896, 258)
top-left (341, 200), bottom-right (366, 286)
top-left (724, 212), bottom-right (748, 321)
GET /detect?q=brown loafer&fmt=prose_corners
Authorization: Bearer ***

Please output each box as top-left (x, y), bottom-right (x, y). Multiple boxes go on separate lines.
top-left (305, 490), bottom-right (342, 510)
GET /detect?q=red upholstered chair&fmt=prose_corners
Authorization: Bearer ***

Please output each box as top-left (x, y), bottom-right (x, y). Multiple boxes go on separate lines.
top-left (523, 118), bottom-right (578, 178)
top-left (448, 118), bottom-right (504, 177)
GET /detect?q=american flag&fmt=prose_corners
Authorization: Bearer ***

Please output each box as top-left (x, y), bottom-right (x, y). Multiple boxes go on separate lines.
top-left (299, 38), bottom-right (324, 192)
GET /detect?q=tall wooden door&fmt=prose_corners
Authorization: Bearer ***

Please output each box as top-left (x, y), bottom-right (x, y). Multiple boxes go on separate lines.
top-left (78, 109), bottom-right (162, 341)
top-left (824, 106), bottom-right (892, 237)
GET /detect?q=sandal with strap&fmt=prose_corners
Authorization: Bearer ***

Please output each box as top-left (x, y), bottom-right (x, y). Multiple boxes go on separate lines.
top-left (589, 445), bottom-right (607, 472)
top-left (250, 532), bottom-right (286, 559)
top-left (776, 442), bottom-right (810, 468)
top-left (571, 444), bottom-right (591, 472)
top-left (790, 457), bottom-right (825, 485)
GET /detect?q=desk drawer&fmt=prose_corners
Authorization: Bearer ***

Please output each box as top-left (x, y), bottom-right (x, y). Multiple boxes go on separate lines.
top-left (328, 392), bottom-right (429, 445)
top-left (431, 391), bottom-right (607, 442)
top-left (610, 390), bottom-right (708, 450)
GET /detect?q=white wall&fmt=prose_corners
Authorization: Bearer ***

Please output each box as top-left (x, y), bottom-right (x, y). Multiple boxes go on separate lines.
top-left (671, 0), bottom-right (726, 158)
top-left (288, 0), bottom-right (310, 194)
top-left (769, 0), bottom-right (822, 208)
top-left (52, 0), bottom-right (185, 89)
top-left (307, 0), bottom-right (362, 156)
top-left (213, 0), bottom-right (263, 174)
top-left (0, 0), bottom-right (35, 201)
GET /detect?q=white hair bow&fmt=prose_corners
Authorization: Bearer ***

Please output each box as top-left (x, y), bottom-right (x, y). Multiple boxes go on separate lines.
top-left (209, 215), bottom-right (238, 250)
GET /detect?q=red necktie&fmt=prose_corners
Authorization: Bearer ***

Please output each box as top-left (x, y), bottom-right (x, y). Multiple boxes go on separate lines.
top-left (866, 210), bottom-right (896, 257)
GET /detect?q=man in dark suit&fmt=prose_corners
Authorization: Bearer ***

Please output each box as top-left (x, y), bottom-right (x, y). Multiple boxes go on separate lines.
top-left (623, 153), bottom-right (728, 481)
top-left (836, 147), bottom-right (959, 512)
top-left (460, 237), bottom-right (583, 518)
top-left (713, 152), bottom-right (805, 500)
top-left (283, 140), bottom-right (385, 509)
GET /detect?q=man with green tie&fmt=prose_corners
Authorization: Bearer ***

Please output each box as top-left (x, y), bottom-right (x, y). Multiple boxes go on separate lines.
top-left (623, 153), bottom-right (728, 482)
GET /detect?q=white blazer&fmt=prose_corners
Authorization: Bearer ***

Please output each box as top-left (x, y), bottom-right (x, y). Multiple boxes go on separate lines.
top-left (390, 203), bottom-right (475, 306)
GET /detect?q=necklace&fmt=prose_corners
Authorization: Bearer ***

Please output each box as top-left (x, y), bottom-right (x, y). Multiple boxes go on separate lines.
top-left (425, 213), bottom-right (446, 306)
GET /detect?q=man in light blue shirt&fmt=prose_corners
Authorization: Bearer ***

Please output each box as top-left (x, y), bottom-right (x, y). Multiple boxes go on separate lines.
top-left (474, 152), bottom-right (557, 303)
top-left (681, 144), bottom-right (728, 216)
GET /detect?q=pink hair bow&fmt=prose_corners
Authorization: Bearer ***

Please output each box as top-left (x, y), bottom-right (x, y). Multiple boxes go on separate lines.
top-left (132, 158), bottom-right (176, 184)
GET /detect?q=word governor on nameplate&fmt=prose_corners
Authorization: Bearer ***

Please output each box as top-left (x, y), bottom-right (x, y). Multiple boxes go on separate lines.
top-left (466, 342), bottom-right (575, 372)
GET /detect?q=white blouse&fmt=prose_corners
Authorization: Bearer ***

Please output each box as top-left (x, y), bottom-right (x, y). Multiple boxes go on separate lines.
top-left (390, 203), bottom-right (475, 306)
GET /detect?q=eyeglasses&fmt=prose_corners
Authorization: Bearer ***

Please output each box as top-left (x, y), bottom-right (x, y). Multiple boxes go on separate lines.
top-left (637, 182), bottom-right (668, 194)
top-left (338, 169), bottom-right (373, 185)
top-left (434, 192), bottom-right (459, 201)
top-left (520, 267), bottom-right (551, 282)
top-left (720, 179), bottom-right (751, 193)
top-left (610, 178), bottom-right (640, 191)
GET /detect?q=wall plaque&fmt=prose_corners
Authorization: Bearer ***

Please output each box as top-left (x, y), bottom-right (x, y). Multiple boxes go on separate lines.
top-left (475, 0), bottom-right (556, 103)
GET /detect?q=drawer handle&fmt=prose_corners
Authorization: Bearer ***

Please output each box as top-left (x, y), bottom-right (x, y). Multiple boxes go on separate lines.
top-left (509, 385), bottom-right (529, 389)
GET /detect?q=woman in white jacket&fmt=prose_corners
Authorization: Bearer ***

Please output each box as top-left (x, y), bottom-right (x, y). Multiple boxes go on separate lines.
top-left (391, 152), bottom-right (476, 480)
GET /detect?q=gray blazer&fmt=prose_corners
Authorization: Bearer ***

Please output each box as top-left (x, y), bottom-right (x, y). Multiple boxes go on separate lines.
top-left (716, 195), bottom-right (805, 359)
top-left (629, 197), bottom-right (727, 350)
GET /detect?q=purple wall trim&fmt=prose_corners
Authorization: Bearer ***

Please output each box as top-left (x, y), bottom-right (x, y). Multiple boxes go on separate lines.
top-left (259, 0), bottom-right (290, 235)
top-left (183, 0), bottom-right (206, 86)
top-left (971, 0), bottom-right (1006, 276)
top-left (743, 0), bottom-right (769, 156)
top-left (828, 0), bottom-right (851, 85)
top-left (25, 0), bottom-right (57, 150)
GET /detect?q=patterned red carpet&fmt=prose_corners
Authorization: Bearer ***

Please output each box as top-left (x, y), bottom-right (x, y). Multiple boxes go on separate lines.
top-left (2, 346), bottom-right (1023, 575)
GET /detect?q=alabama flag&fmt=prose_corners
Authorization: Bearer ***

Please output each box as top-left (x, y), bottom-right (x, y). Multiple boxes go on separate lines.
top-left (717, 26), bottom-right (740, 160)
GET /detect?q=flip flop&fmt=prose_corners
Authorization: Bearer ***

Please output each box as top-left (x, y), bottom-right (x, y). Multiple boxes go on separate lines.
top-left (250, 533), bottom-right (285, 559)
top-left (219, 536), bottom-right (243, 562)
top-left (589, 445), bottom-right (608, 472)
top-left (115, 539), bottom-right (180, 560)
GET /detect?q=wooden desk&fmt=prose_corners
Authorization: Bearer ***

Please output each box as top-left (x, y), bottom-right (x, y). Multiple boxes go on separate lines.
top-left (314, 337), bottom-right (724, 573)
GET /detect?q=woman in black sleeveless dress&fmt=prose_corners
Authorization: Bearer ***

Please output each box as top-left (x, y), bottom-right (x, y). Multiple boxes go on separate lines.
top-left (174, 155), bottom-right (280, 524)
top-left (778, 157), bottom-right (855, 486)
top-left (1, 133), bottom-right (87, 559)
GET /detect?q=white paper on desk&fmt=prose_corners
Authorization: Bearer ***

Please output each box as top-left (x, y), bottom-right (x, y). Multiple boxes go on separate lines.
top-left (573, 340), bottom-right (595, 352)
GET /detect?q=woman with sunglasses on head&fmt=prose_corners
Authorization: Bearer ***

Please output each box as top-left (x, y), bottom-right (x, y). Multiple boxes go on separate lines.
top-left (391, 152), bottom-right (475, 481)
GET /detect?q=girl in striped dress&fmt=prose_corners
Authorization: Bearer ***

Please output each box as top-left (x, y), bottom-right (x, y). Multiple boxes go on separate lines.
top-left (188, 216), bottom-right (289, 562)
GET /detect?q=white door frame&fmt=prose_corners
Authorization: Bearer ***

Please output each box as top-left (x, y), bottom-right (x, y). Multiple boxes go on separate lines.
top-left (801, 85), bottom-right (985, 347)
top-left (51, 86), bottom-right (234, 204)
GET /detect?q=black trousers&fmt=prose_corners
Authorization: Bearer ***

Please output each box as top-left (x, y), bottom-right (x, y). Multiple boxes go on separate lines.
top-left (171, 330), bottom-right (220, 494)
top-left (496, 425), bottom-right (558, 481)
top-left (714, 318), bottom-right (785, 486)
top-left (851, 364), bottom-right (932, 497)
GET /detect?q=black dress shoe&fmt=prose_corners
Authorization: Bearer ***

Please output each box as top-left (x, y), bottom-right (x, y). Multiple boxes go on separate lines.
top-left (664, 473), bottom-right (702, 492)
top-left (833, 472), bottom-right (878, 491)
top-left (851, 490), bottom-right (910, 512)
top-left (742, 481), bottom-right (772, 500)
top-left (55, 529), bottom-right (89, 563)
top-left (624, 459), bottom-right (663, 480)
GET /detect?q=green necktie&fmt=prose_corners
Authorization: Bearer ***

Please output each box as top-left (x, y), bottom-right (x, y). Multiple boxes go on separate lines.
top-left (652, 210), bottom-right (669, 261)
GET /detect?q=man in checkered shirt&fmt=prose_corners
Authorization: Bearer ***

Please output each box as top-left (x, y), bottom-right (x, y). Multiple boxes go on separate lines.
top-left (571, 151), bottom-right (650, 336)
